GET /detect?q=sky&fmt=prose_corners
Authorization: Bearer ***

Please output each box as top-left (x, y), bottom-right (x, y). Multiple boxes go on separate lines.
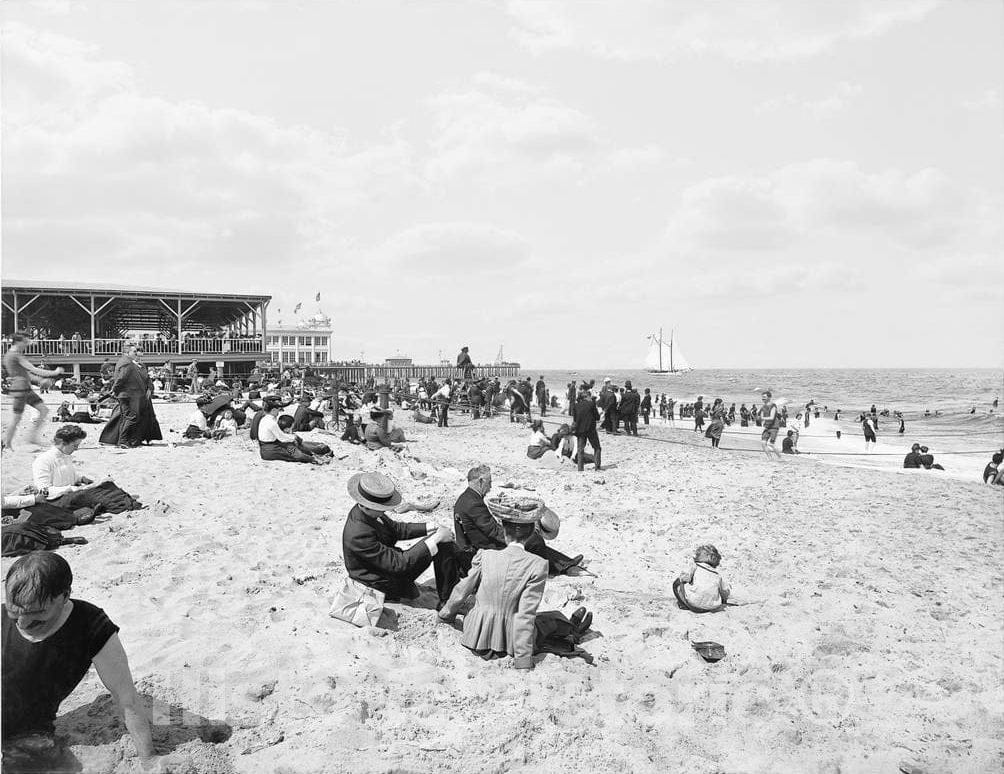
top-left (1, 0), bottom-right (1002, 369)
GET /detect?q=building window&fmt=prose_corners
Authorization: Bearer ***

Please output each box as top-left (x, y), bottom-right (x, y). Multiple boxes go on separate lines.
top-left (314, 352), bottom-right (324, 362)
top-left (315, 336), bottom-right (326, 346)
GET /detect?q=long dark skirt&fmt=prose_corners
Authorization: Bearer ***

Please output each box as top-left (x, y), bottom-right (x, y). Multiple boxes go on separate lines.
top-left (258, 440), bottom-right (315, 463)
top-left (99, 391), bottom-right (162, 447)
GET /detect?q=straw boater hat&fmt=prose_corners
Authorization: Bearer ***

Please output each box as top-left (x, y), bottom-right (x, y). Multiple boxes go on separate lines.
top-left (486, 493), bottom-right (560, 540)
top-left (347, 472), bottom-right (403, 512)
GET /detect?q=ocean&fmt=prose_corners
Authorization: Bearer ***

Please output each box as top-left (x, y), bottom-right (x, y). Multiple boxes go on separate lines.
top-left (521, 368), bottom-right (1002, 420)
top-left (518, 368), bottom-right (1004, 472)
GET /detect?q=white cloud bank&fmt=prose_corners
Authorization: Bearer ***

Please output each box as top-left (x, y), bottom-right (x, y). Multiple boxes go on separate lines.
top-left (505, 0), bottom-right (939, 62)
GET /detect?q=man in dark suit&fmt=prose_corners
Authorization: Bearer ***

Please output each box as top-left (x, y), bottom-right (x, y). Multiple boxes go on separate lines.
top-left (98, 344), bottom-right (162, 448)
top-left (571, 385), bottom-right (602, 471)
top-left (453, 465), bottom-right (581, 576)
top-left (619, 381), bottom-right (640, 436)
top-left (534, 377), bottom-right (548, 417)
top-left (342, 472), bottom-right (459, 606)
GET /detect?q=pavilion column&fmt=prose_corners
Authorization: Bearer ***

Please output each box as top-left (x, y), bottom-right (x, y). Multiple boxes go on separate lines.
top-left (89, 295), bottom-right (96, 354)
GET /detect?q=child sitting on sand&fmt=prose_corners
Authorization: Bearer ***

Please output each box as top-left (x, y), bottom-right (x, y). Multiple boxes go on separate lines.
top-left (214, 408), bottom-right (239, 437)
top-left (673, 544), bottom-right (731, 613)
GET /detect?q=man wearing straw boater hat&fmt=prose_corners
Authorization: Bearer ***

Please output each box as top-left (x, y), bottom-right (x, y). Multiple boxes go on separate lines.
top-left (342, 472), bottom-right (459, 606)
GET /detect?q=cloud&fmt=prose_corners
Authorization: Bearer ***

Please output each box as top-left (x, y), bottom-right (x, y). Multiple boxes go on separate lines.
top-left (1, 22), bottom-right (416, 282)
top-left (666, 159), bottom-right (995, 254)
top-left (375, 222), bottom-right (532, 276)
top-left (505, 0), bottom-right (939, 62)
top-left (758, 82), bottom-right (863, 118)
top-left (916, 253), bottom-right (1004, 302)
top-left (424, 78), bottom-right (599, 184)
top-left (423, 72), bottom-right (673, 186)
top-left (961, 88), bottom-right (1002, 112)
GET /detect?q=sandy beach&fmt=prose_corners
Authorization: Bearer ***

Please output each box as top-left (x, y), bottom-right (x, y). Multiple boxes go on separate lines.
top-left (2, 395), bottom-right (1002, 774)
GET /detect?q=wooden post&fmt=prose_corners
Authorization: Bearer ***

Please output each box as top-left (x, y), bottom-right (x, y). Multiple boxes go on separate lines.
top-left (378, 382), bottom-right (391, 434)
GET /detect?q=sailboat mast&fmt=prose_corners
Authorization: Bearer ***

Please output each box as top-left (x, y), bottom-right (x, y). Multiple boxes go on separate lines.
top-left (658, 327), bottom-right (663, 371)
top-left (669, 328), bottom-right (674, 372)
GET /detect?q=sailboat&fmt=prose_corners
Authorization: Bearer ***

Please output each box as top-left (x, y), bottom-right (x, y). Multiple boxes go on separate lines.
top-left (645, 328), bottom-right (692, 374)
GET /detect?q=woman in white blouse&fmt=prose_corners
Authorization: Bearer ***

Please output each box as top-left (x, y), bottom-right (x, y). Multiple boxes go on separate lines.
top-left (257, 397), bottom-right (327, 464)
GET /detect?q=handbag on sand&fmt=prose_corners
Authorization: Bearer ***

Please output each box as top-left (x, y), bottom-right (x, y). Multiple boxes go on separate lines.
top-left (329, 578), bottom-right (385, 627)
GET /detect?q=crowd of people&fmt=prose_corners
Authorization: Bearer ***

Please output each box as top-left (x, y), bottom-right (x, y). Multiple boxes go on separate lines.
top-left (2, 330), bottom-right (1002, 770)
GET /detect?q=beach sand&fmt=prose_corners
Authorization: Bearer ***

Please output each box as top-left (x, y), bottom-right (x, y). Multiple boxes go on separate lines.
top-left (1, 397), bottom-right (1002, 773)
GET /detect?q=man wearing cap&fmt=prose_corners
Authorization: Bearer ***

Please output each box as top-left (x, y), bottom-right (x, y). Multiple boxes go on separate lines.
top-left (453, 465), bottom-right (582, 577)
top-left (342, 472), bottom-right (459, 605)
top-left (903, 444), bottom-right (924, 468)
top-left (571, 385), bottom-right (602, 471)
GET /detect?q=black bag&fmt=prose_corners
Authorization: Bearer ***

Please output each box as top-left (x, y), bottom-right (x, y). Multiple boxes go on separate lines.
top-left (2, 523), bottom-right (64, 557)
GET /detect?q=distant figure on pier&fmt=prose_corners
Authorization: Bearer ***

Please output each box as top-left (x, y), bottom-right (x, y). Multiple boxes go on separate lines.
top-left (457, 347), bottom-right (474, 380)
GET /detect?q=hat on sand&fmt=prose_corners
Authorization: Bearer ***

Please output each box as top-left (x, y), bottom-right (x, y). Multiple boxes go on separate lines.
top-left (486, 493), bottom-right (543, 524)
top-left (347, 472), bottom-right (403, 511)
top-left (691, 641), bottom-right (726, 663)
top-left (538, 506), bottom-right (560, 540)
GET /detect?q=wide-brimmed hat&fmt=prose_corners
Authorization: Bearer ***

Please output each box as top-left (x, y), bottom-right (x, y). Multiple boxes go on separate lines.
top-left (347, 472), bottom-right (403, 511)
top-left (486, 493), bottom-right (543, 524)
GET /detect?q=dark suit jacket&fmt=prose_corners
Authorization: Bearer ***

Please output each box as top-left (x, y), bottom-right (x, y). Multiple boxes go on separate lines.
top-left (111, 356), bottom-right (149, 398)
top-left (342, 505), bottom-right (429, 594)
top-left (571, 396), bottom-right (599, 435)
top-left (620, 389), bottom-right (640, 418)
top-left (453, 487), bottom-right (505, 554)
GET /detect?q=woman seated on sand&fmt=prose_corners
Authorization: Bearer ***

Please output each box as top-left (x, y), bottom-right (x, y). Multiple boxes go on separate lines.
top-left (55, 394), bottom-right (102, 424)
top-left (526, 419), bottom-right (550, 460)
top-left (182, 407), bottom-right (225, 440)
top-left (256, 397), bottom-right (332, 463)
top-left (438, 503), bottom-right (594, 669)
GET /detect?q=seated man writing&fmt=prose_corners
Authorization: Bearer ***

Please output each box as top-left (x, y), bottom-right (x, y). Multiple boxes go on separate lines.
top-left (342, 472), bottom-right (458, 607)
top-left (453, 465), bottom-right (583, 577)
top-left (2, 552), bottom-right (162, 769)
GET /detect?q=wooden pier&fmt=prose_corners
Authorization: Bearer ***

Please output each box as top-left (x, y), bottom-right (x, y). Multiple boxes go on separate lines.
top-left (312, 362), bottom-right (521, 383)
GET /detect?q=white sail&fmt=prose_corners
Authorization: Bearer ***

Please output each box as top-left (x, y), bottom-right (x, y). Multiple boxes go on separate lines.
top-left (644, 329), bottom-right (693, 373)
top-left (644, 339), bottom-right (664, 370)
top-left (670, 332), bottom-right (692, 372)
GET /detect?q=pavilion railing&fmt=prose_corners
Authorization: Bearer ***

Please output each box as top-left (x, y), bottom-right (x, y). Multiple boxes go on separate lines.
top-left (12, 337), bottom-right (265, 358)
